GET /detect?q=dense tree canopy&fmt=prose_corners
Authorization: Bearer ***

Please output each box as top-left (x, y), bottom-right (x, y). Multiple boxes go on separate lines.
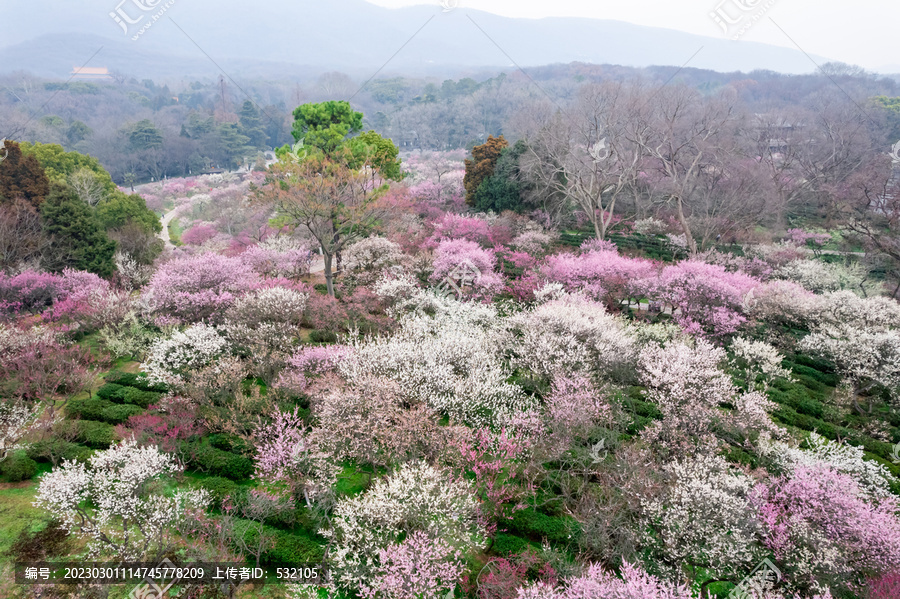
top-left (291, 100), bottom-right (364, 156)
top-left (0, 141), bottom-right (50, 208)
top-left (41, 185), bottom-right (116, 277)
top-left (464, 135), bottom-right (508, 205)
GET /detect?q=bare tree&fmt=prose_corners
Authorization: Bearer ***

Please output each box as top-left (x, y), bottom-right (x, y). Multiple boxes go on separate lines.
top-left (0, 199), bottom-right (48, 270)
top-left (67, 168), bottom-right (106, 207)
top-left (521, 81), bottom-right (647, 239)
top-left (632, 85), bottom-right (739, 254)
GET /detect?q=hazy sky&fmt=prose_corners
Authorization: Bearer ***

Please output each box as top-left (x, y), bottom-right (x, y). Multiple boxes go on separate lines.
top-left (366, 0), bottom-right (899, 71)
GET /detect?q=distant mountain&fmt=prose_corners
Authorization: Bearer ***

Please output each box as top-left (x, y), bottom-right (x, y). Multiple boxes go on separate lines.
top-left (0, 0), bottom-right (829, 79)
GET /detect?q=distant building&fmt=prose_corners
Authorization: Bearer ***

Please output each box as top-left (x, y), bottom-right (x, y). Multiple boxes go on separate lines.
top-left (71, 67), bottom-right (112, 80)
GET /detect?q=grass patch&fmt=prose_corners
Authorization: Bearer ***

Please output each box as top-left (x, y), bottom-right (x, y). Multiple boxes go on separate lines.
top-left (0, 479), bottom-right (53, 560)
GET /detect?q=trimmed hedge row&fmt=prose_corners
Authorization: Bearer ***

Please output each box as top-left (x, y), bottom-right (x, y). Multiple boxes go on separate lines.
top-left (96, 383), bottom-right (161, 409)
top-left (228, 518), bottom-right (325, 564)
top-left (56, 420), bottom-right (118, 449)
top-left (27, 439), bottom-right (93, 464)
top-left (181, 441), bottom-right (253, 481)
top-left (104, 371), bottom-right (168, 393)
top-left (66, 398), bottom-right (144, 425)
top-left (1, 451), bottom-right (38, 482)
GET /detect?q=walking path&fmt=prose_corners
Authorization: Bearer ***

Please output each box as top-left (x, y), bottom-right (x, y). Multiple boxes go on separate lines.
top-left (158, 208), bottom-right (178, 251)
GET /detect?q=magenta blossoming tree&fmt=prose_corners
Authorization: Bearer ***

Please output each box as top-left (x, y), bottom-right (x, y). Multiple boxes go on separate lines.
top-left (642, 260), bottom-right (761, 337)
top-left (541, 247), bottom-right (656, 306)
top-left (429, 238), bottom-right (504, 301)
top-left (517, 561), bottom-right (693, 599)
top-left (751, 462), bottom-right (900, 594)
top-left (143, 253), bottom-right (261, 323)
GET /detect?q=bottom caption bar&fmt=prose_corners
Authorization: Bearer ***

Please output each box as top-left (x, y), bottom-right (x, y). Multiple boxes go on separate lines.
top-left (15, 561), bottom-right (328, 585)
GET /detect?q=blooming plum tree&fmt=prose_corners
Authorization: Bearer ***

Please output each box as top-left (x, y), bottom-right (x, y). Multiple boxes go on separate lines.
top-left (34, 438), bottom-right (208, 560)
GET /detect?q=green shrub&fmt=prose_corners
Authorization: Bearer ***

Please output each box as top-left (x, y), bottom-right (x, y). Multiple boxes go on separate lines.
top-left (308, 330), bottom-right (338, 343)
top-left (724, 446), bottom-right (757, 469)
top-left (491, 533), bottom-right (530, 556)
top-left (27, 439), bottom-right (93, 464)
top-left (506, 509), bottom-right (581, 546)
top-left (96, 383), bottom-right (128, 402)
top-left (198, 477), bottom-right (241, 509)
top-left (66, 398), bottom-right (114, 421)
top-left (122, 387), bottom-right (160, 409)
top-left (264, 529), bottom-right (326, 564)
top-left (99, 404), bottom-right (144, 425)
top-left (313, 283), bottom-right (328, 294)
top-left (1, 451), bottom-right (38, 482)
top-left (105, 371), bottom-right (169, 393)
top-left (227, 518), bottom-right (324, 564)
top-left (74, 420), bottom-right (118, 449)
top-left (208, 433), bottom-right (250, 455)
top-left (183, 442), bottom-right (253, 481)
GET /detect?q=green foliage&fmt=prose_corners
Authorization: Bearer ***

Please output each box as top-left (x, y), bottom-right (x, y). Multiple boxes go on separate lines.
top-left (491, 533), bottom-right (532, 556)
top-left (473, 140), bottom-right (528, 213)
top-left (347, 131), bottom-right (402, 181)
top-left (261, 526), bottom-right (326, 564)
top-left (96, 383), bottom-right (128, 402)
top-left (95, 192), bottom-right (162, 234)
top-left (367, 78), bottom-right (409, 104)
top-left (291, 101), bottom-right (363, 156)
top-left (18, 142), bottom-right (117, 195)
top-left (122, 388), bottom-right (161, 409)
top-left (239, 100), bottom-right (268, 149)
top-left (66, 397), bottom-right (114, 421)
top-left (181, 113), bottom-right (215, 139)
top-left (66, 121), bottom-right (92, 145)
top-left (308, 330), bottom-right (338, 344)
top-left (196, 476), bottom-right (241, 510)
top-left (212, 123), bottom-right (253, 169)
top-left (0, 451), bottom-right (38, 482)
top-left (66, 398), bottom-right (142, 425)
top-left (57, 419), bottom-right (119, 449)
top-left (126, 119), bottom-right (164, 151)
top-left (100, 404), bottom-right (144, 425)
top-left (464, 135), bottom-right (508, 205)
top-left (105, 371), bottom-right (169, 393)
top-left (208, 433), bottom-right (251, 455)
top-left (723, 446), bottom-right (757, 469)
top-left (183, 441), bottom-right (254, 481)
top-left (505, 508), bottom-right (581, 547)
top-left (27, 439), bottom-right (93, 464)
top-left (41, 184), bottom-right (116, 277)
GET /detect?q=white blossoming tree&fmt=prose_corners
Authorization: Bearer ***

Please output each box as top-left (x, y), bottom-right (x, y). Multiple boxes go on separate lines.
top-left (323, 461), bottom-right (485, 593)
top-left (642, 454), bottom-right (764, 594)
top-left (0, 400), bottom-right (41, 462)
top-left (141, 323), bottom-right (230, 388)
top-left (34, 438), bottom-right (208, 560)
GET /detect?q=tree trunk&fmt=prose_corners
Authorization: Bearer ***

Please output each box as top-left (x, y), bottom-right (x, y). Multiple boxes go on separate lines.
top-left (323, 252), bottom-right (335, 297)
top-left (675, 196), bottom-right (698, 255)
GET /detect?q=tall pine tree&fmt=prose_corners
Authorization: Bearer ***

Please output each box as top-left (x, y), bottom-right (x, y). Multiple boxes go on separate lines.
top-left (41, 185), bottom-right (116, 277)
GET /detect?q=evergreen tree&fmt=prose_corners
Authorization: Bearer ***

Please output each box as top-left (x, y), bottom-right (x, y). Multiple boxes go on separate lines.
top-left (473, 140), bottom-right (527, 213)
top-left (464, 135), bottom-right (508, 206)
top-left (41, 185), bottom-right (116, 277)
top-left (239, 101), bottom-right (267, 149)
